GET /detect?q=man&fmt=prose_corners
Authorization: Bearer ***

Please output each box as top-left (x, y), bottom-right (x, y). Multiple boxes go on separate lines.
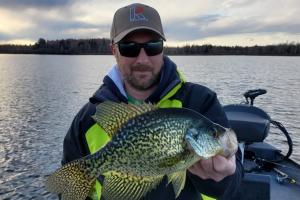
top-left (62, 3), bottom-right (243, 200)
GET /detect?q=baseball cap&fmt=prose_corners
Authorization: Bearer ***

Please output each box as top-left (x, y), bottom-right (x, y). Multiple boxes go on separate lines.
top-left (110, 3), bottom-right (166, 43)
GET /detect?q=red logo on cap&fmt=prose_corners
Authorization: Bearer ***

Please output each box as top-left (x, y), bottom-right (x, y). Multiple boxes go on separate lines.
top-left (130, 6), bottom-right (148, 22)
top-left (135, 6), bottom-right (144, 14)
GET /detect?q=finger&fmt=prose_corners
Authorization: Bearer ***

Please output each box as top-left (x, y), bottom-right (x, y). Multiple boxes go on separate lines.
top-left (201, 160), bottom-right (225, 182)
top-left (188, 162), bottom-right (209, 179)
top-left (200, 158), bottom-right (214, 173)
top-left (200, 158), bottom-right (222, 180)
top-left (212, 155), bottom-right (228, 172)
top-left (213, 155), bottom-right (236, 176)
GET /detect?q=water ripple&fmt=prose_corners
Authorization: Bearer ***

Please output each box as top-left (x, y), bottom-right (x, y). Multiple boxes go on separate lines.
top-left (0, 55), bottom-right (299, 199)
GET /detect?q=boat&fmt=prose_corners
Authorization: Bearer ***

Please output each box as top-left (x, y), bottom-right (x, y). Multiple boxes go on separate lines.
top-left (223, 89), bottom-right (300, 200)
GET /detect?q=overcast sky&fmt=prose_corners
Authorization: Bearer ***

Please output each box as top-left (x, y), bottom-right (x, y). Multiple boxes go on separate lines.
top-left (1, 0), bottom-right (300, 46)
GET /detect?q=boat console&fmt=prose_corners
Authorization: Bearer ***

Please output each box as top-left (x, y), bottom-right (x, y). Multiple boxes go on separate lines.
top-left (222, 89), bottom-right (299, 200)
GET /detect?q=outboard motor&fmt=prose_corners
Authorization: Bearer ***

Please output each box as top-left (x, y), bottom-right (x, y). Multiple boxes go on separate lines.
top-left (224, 89), bottom-right (293, 161)
top-left (244, 89), bottom-right (267, 106)
top-left (224, 89), bottom-right (270, 143)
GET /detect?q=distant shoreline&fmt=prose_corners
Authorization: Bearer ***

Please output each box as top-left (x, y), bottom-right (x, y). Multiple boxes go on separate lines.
top-left (1, 38), bottom-right (299, 56)
top-left (1, 53), bottom-right (300, 57)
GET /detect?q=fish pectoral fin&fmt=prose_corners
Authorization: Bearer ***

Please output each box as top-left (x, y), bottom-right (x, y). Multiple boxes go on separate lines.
top-left (167, 170), bottom-right (186, 198)
top-left (102, 171), bottom-right (163, 200)
top-left (92, 101), bottom-right (156, 138)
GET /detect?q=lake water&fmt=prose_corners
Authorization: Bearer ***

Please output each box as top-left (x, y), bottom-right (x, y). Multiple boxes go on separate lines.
top-left (0, 54), bottom-right (299, 199)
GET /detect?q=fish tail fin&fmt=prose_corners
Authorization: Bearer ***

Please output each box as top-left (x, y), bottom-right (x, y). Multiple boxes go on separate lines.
top-left (45, 159), bottom-right (97, 200)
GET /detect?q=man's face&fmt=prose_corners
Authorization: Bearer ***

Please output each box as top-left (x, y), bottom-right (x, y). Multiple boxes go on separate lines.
top-left (112, 31), bottom-right (164, 91)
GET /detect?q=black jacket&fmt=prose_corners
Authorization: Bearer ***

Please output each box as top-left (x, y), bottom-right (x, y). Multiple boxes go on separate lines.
top-left (62, 56), bottom-right (243, 200)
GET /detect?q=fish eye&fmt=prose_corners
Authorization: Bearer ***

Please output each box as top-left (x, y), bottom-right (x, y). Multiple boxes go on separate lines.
top-left (213, 131), bottom-right (218, 138)
top-left (211, 127), bottom-right (219, 138)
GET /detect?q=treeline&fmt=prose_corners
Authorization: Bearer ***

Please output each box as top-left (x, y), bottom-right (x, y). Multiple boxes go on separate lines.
top-left (0, 38), bottom-right (300, 56)
top-left (0, 38), bottom-right (111, 55)
top-left (164, 43), bottom-right (300, 56)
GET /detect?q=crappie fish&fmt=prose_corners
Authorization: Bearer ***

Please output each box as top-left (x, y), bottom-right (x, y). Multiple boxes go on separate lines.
top-left (45, 101), bottom-right (237, 200)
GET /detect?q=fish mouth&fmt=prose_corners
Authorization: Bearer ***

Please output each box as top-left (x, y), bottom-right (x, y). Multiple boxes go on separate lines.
top-left (219, 128), bottom-right (238, 158)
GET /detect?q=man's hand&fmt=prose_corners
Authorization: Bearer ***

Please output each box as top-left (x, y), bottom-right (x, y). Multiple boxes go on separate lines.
top-left (188, 155), bottom-right (236, 182)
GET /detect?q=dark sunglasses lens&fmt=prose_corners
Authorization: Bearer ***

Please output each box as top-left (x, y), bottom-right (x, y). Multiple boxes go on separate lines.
top-left (144, 40), bottom-right (163, 56)
top-left (118, 40), bottom-right (163, 57)
top-left (118, 43), bottom-right (140, 57)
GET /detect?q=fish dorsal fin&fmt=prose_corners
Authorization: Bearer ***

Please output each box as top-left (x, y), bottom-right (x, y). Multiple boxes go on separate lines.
top-left (92, 101), bottom-right (156, 138)
top-left (167, 170), bottom-right (186, 198)
top-left (102, 171), bottom-right (163, 200)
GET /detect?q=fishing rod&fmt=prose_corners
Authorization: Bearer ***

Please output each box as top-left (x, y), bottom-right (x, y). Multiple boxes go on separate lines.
top-left (253, 158), bottom-right (300, 186)
top-left (255, 158), bottom-right (300, 172)
top-left (273, 167), bottom-right (297, 185)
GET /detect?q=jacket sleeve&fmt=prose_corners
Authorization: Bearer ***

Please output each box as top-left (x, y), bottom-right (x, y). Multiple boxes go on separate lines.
top-left (181, 83), bottom-right (244, 198)
top-left (61, 103), bottom-right (94, 165)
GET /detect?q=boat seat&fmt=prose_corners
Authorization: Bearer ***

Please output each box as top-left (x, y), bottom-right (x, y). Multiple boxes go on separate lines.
top-left (224, 104), bottom-right (271, 143)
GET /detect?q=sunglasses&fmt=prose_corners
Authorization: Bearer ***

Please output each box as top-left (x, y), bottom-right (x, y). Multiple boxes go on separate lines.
top-left (117, 39), bottom-right (163, 57)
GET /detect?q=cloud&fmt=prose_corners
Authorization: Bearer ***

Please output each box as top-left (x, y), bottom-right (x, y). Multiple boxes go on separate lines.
top-left (222, 0), bottom-right (259, 8)
top-left (10, 19), bottom-right (110, 41)
top-left (32, 18), bottom-right (110, 40)
top-left (0, 32), bottom-right (11, 40)
top-left (0, 8), bottom-right (34, 35)
top-left (0, 0), bottom-right (300, 45)
top-left (0, 0), bottom-right (73, 9)
top-left (163, 9), bottom-right (300, 43)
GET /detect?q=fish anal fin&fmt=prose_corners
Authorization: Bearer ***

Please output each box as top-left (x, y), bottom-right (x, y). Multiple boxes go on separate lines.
top-left (167, 170), bottom-right (186, 198)
top-left (102, 171), bottom-right (163, 200)
top-left (92, 101), bottom-right (156, 138)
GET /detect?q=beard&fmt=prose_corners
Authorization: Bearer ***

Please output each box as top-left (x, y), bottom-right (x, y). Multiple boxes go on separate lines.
top-left (124, 65), bottom-right (161, 91)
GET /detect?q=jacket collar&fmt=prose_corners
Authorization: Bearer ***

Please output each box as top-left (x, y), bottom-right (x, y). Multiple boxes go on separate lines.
top-left (90, 56), bottom-right (183, 104)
